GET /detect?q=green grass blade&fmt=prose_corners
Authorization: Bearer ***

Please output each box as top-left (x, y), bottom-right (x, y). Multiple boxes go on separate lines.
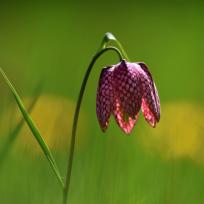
top-left (0, 67), bottom-right (64, 188)
top-left (0, 82), bottom-right (43, 168)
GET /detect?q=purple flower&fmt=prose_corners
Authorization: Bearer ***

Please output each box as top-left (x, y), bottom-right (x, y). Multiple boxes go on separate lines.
top-left (96, 60), bottom-right (160, 134)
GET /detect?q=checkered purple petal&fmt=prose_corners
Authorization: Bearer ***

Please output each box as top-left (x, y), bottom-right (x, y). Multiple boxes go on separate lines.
top-left (138, 62), bottom-right (160, 127)
top-left (96, 66), bottom-right (114, 131)
top-left (113, 61), bottom-right (143, 119)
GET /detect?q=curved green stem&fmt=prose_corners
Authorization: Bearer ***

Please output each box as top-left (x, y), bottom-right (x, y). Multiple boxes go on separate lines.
top-left (63, 46), bottom-right (123, 204)
top-left (0, 68), bottom-right (64, 188)
top-left (114, 39), bottom-right (129, 61)
top-left (100, 32), bottom-right (130, 61)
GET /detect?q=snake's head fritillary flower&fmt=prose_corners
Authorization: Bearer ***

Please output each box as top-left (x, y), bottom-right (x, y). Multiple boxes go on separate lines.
top-left (96, 60), bottom-right (160, 134)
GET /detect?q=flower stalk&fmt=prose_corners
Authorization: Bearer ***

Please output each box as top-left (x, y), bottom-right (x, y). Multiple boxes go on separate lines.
top-left (63, 46), bottom-right (123, 204)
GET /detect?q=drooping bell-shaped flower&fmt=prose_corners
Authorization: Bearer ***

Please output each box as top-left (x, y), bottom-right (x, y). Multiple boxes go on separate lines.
top-left (96, 60), bottom-right (160, 134)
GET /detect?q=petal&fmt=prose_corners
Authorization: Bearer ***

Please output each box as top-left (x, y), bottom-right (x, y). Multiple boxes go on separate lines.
top-left (141, 98), bottom-right (157, 127)
top-left (138, 62), bottom-right (160, 127)
top-left (113, 60), bottom-right (142, 119)
top-left (113, 98), bottom-right (139, 134)
top-left (96, 67), bottom-right (114, 131)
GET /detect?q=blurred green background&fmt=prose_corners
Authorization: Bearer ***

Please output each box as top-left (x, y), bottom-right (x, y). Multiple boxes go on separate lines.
top-left (0, 1), bottom-right (204, 204)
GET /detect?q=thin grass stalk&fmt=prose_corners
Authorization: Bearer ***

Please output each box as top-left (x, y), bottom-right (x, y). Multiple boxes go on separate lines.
top-left (0, 82), bottom-right (43, 168)
top-left (0, 67), bottom-right (64, 188)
